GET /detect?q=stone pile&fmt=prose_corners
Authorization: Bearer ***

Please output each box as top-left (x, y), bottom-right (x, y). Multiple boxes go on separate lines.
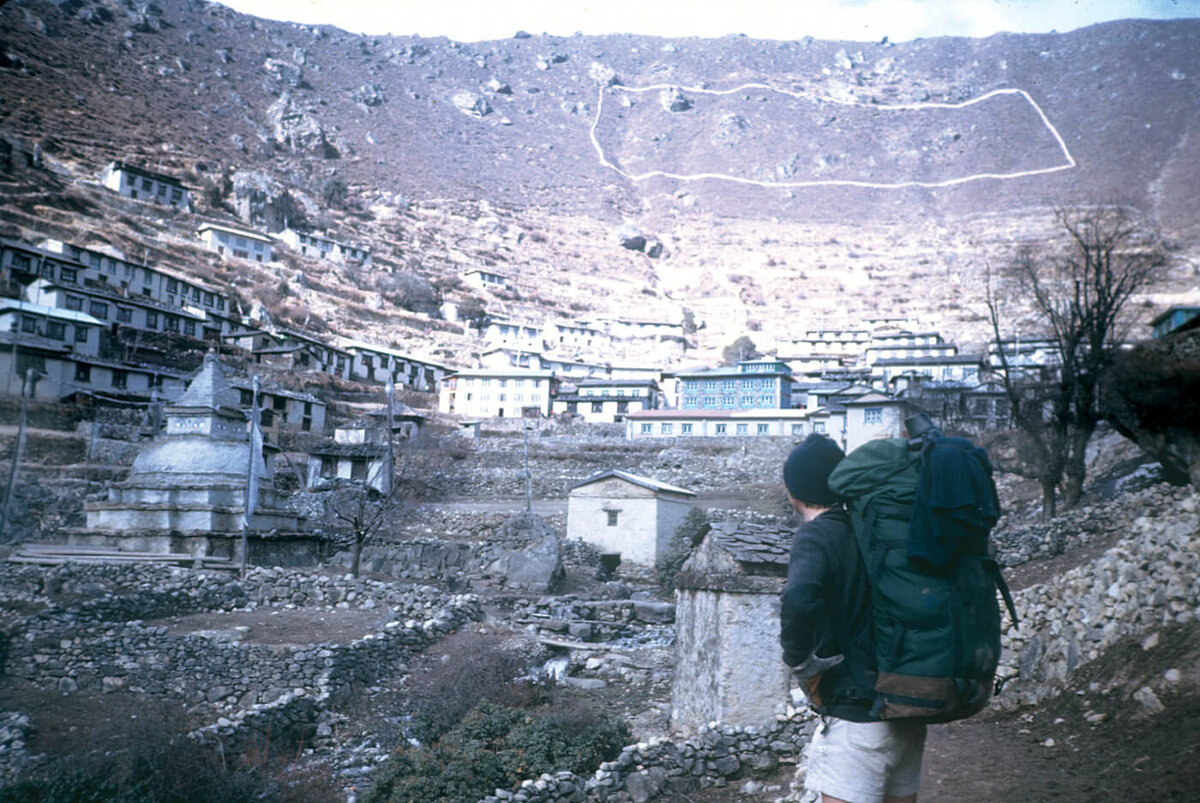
top-left (989, 482), bottom-right (1185, 568)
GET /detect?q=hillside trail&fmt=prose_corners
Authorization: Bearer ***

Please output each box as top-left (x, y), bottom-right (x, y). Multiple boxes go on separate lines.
top-left (917, 520), bottom-right (1200, 803)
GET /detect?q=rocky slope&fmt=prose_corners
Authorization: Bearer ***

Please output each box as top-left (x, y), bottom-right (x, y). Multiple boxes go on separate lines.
top-left (1, 0), bottom-right (1198, 366)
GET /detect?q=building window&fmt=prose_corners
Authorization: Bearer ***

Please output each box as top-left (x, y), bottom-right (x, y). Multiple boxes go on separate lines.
top-left (350, 459), bottom-right (366, 480)
top-left (591, 402), bottom-right (604, 413)
top-left (792, 423), bottom-right (804, 435)
top-left (112, 370), bottom-right (127, 389)
top-left (164, 316), bottom-right (179, 332)
top-left (661, 423), bottom-right (673, 434)
top-left (261, 409), bottom-right (274, 427)
top-left (757, 423), bottom-right (770, 435)
top-left (606, 510), bottom-right (619, 527)
top-left (715, 423), bottom-right (727, 435)
top-left (20, 316), bottom-right (36, 334)
top-left (640, 423), bottom-right (652, 434)
top-left (74, 326), bottom-right (89, 343)
top-left (864, 407), bottom-right (883, 424)
top-left (814, 421), bottom-right (826, 434)
top-left (61, 267), bottom-right (78, 284)
top-left (145, 311), bottom-right (157, 329)
top-left (75, 363), bottom-right (91, 382)
top-left (116, 307), bottom-right (132, 323)
top-left (681, 423), bottom-right (693, 435)
top-left (183, 320), bottom-right (196, 336)
top-left (46, 321), bottom-right (66, 340)
top-left (88, 301), bottom-right (108, 320)
top-left (736, 423), bottom-right (749, 435)
top-left (740, 395), bottom-right (754, 407)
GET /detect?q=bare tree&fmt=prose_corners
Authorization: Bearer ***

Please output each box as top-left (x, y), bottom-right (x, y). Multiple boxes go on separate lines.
top-left (986, 205), bottom-right (1164, 516)
top-left (325, 453), bottom-right (432, 577)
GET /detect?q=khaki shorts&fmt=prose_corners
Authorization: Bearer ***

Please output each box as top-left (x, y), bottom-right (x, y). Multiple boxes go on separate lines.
top-left (804, 717), bottom-right (928, 803)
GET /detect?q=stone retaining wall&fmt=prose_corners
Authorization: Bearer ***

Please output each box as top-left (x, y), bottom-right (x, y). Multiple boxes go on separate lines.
top-left (996, 484), bottom-right (1200, 705)
top-left (479, 716), bottom-right (814, 803)
top-left (513, 597), bottom-right (675, 643)
top-left (0, 562), bottom-right (483, 766)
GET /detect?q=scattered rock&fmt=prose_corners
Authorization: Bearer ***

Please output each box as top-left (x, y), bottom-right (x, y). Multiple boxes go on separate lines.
top-left (1133, 686), bottom-right (1165, 714)
top-left (660, 86), bottom-right (692, 112)
top-left (451, 91), bottom-right (491, 117)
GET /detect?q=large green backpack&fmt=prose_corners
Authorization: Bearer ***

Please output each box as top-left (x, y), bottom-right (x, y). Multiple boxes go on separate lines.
top-left (827, 435), bottom-right (1014, 723)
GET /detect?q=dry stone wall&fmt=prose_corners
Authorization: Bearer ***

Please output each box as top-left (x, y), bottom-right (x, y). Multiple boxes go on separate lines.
top-left (479, 716), bottom-right (815, 803)
top-left (422, 436), bottom-right (791, 499)
top-left (0, 562), bottom-right (482, 770)
top-left (996, 484), bottom-right (1200, 705)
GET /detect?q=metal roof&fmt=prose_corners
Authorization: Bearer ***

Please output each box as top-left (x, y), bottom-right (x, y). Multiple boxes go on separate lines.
top-left (569, 469), bottom-right (695, 497)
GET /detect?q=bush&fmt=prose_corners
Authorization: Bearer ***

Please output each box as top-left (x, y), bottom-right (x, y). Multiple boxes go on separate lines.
top-left (365, 701), bottom-right (629, 803)
top-left (655, 508), bottom-right (711, 593)
top-left (405, 633), bottom-right (542, 746)
top-left (0, 703), bottom-right (337, 803)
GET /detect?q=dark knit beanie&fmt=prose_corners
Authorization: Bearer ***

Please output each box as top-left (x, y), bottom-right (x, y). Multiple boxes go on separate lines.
top-left (783, 434), bottom-right (845, 506)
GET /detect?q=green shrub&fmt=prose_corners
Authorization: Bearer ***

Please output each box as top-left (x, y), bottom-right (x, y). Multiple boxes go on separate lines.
top-left (365, 701), bottom-right (629, 803)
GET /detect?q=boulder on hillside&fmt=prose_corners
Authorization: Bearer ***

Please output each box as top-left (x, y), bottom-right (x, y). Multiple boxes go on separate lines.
top-left (486, 78), bottom-right (513, 95)
top-left (589, 62), bottom-right (620, 86)
top-left (660, 87), bottom-right (692, 113)
top-left (352, 83), bottom-right (385, 106)
top-left (266, 94), bottom-right (339, 158)
top-left (452, 91), bottom-right (491, 117)
top-left (482, 512), bottom-right (564, 593)
top-left (263, 58), bottom-right (304, 87)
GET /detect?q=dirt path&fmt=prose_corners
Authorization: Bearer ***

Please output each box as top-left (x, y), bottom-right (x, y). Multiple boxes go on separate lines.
top-left (922, 621), bottom-right (1200, 802)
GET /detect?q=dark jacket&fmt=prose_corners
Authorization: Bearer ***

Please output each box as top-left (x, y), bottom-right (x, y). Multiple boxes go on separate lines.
top-left (779, 506), bottom-right (876, 721)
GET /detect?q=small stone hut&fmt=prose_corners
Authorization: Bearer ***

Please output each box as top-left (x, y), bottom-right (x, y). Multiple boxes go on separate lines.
top-left (566, 469), bottom-right (695, 565)
top-left (672, 519), bottom-right (794, 735)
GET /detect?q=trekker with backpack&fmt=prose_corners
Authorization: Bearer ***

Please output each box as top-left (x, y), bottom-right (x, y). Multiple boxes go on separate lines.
top-left (780, 433), bottom-right (926, 803)
top-left (781, 416), bottom-right (1014, 803)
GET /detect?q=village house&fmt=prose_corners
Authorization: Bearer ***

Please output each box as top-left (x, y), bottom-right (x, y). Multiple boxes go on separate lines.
top-left (224, 327), bottom-right (352, 380)
top-left (438, 368), bottom-right (556, 419)
top-left (551, 378), bottom-right (662, 422)
top-left (779, 352), bottom-right (850, 379)
top-left (566, 469), bottom-right (695, 565)
top-left (625, 409), bottom-right (812, 439)
top-left (895, 376), bottom-right (1012, 434)
top-left (675, 359), bottom-right (794, 411)
top-left (479, 346), bottom-right (543, 371)
top-left (462, 268), bottom-right (512, 292)
top-left (234, 382), bottom-right (327, 439)
top-left (24, 279), bottom-right (211, 342)
top-left (197, 222), bottom-right (273, 263)
top-left (872, 353), bottom-right (983, 386)
top-left (306, 404), bottom-right (422, 491)
top-left (672, 519), bottom-right (793, 734)
top-left (277, 228), bottom-right (371, 266)
top-left (481, 319), bottom-right (544, 352)
top-left (4, 239), bottom-right (237, 336)
top-left (337, 338), bottom-right (448, 391)
top-left (545, 320), bottom-right (609, 351)
top-left (591, 316), bottom-right (685, 341)
top-left (778, 329), bottom-right (870, 359)
top-left (1150, 306), bottom-right (1200, 338)
top-left (863, 340), bottom-right (959, 365)
top-left (101, 162), bottom-right (191, 211)
top-left (0, 299), bottom-right (187, 402)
